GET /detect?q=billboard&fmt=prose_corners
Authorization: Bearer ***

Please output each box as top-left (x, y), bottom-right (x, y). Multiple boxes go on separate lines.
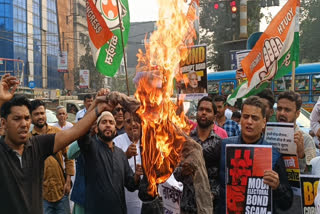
top-left (58, 51), bottom-right (68, 73)
top-left (79, 70), bottom-right (89, 88)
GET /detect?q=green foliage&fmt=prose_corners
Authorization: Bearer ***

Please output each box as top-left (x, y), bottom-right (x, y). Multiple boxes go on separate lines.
top-left (110, 72), bottom-right (136, 96)
top-left (199, 0), bottom-right (262, 70)
top-left (300, 0), bottom-right (320, 63)
top-left (247, 1), bottom-right (263, 35)
top-left (78, 44), bottom-right (106, 90)
top-left (200, 0), bottom-right (230, 70)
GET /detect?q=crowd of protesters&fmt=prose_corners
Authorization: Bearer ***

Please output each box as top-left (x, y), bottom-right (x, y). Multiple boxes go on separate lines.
top-left (1, 73), bottom-right (320, 214)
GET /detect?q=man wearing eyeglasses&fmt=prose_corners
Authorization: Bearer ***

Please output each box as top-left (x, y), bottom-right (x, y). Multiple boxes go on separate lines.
top-left (113, 104), bottom-right (126, 135)
top-left (113, 109), bottom-right (142, 214)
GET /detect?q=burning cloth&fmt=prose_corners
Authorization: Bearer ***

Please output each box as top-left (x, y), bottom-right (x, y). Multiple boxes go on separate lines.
top-left (104, 91), bottom-right (213, 213)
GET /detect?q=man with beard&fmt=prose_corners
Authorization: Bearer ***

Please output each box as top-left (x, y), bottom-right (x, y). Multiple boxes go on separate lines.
top-left (174, 96), bottom-right (222, 213)
top-left (0, 74), bottom-right (113, 214)
top-left (77, 111), bottom-right (143, 214)
top-left (219, 96), bottom-right (293, 213)
top-left (276, 91), bottom-right (316, 172)
top-left (30, 100), bottom-right (74, 214)
top-left (276, 91), bottom-right (316, 214)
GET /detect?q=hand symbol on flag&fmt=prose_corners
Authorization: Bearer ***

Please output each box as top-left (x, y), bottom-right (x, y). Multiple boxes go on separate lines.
top-left (259, 37), bottom-right (283, 81)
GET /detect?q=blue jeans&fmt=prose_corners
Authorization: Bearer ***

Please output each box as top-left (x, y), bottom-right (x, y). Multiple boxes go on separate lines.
top-left (43, 195), bottom-right (71, 214)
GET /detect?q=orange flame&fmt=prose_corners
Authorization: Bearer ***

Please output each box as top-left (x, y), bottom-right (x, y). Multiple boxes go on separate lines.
top-left (134, 0), bottom-right (198, 196)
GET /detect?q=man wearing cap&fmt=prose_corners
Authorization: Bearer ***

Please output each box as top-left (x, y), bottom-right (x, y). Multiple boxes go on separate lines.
top-left (0, 74), bottom-right (113, 214)
top-left (78, 111), bottom-right (143, 214)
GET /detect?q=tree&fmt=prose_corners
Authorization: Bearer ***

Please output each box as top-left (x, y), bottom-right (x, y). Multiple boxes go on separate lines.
top-left (110, 72), bottom-right (136, 95)
top-left (300, 0), bottom-right (320, 63)
top-left (77, 42), bottom-right (136, 95)
top-left (199, 0), bottom-right (262, 70)
top-left (77, 44), bottom-right (106, 91)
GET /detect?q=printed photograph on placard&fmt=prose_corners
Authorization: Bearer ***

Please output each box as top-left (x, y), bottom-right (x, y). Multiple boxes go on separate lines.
top-left (178, 45), bottom-right (207, 98)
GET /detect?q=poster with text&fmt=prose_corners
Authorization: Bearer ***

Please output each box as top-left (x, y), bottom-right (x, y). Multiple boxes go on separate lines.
top-left (265, 122), bottom-right (295, 154)
top-left (179, 44), bottom-right (207, 100)
top-left (300, 174), bottom-right (320, 214)
top-left (265, 122), bottom-right (301, 195)
top-left (158, 174), bottom-right (183, 214)
top-left (226, 144), bottom-right (272, 214)
top-left (282, 154), bottom-right (301, 196)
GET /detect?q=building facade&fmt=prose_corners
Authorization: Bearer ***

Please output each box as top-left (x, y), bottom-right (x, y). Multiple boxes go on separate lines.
top-left (57, 0), bottom-right (75, 91)
top-left (0, 0), bottom-right (64, 89)
top-left (72, 0), bottom-right (88, 88)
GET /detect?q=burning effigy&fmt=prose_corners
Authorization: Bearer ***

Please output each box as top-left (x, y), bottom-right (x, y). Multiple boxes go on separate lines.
top-left (132, 0), bottom-right (213, 213)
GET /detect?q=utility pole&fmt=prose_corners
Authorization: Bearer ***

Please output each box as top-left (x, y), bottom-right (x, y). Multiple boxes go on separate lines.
top-left (239, 0), bottom-right (248, 39)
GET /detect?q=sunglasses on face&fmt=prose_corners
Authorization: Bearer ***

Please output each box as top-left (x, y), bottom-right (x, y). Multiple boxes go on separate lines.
top-left (125, 117), bottom-right (141, 124)
top-left (114, 107), bottom-right (124, 113)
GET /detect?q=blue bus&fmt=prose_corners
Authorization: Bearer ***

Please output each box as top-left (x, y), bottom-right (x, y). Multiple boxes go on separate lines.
top-left (207, 63), bottom-right (320, 112)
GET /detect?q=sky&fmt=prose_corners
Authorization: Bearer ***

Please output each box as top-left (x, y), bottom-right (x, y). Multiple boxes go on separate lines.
top-left (260, 0), bottom-right (287, 31)
top-left (128, 0), bottom-right (159, 22)
top-left (128, 0), bottom-right (288, 31)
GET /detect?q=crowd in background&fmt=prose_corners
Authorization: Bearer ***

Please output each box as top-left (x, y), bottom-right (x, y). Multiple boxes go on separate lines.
top-left (1, 73), bottom-right (320, 214)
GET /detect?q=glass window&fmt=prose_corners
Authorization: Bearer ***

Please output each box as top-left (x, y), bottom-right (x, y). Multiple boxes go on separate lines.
top-left (313, 95), bottom-right (320, 102)
top-left (4, 3), bottom-right (11, 17)
top-left (208, 81), bottom-right (219, 94)
top-left (295, 75), bottom-right (309, 91)
top-left (284, 76), bottom-right (292, 89)
top-left (300, 95), bottom-right (309, 103)
top-left (0, 4), bottom-right (5, 17)
top-left (274, 79), bottom-right (285, 91)
top-left (312, 75), bottom-right (320, 90)
top-left (221, 81), bottom-right (235, 95)
top-left (274, 76), bottom-right (292, 91)
top-left (13, 7), bottom-right (17, 17)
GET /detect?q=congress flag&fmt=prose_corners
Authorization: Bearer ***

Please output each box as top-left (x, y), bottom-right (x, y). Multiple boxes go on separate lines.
top-left (86, 0), bottom-right (130, 77)
top-left (227, 0), bottom-right (300, 105)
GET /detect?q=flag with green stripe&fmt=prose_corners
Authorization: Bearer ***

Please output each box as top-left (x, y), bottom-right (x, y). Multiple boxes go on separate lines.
top-left (228, 0), bottom-right (300, 105)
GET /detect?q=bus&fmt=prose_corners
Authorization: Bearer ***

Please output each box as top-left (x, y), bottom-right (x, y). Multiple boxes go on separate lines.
top-left (207, 63), bottom-right (320, 112)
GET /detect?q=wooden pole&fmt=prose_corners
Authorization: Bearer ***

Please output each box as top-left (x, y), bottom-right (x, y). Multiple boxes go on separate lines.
top-left (115, 0), bottom-right (130, 96)
top-left (291, 61), bottom-right (296, 91)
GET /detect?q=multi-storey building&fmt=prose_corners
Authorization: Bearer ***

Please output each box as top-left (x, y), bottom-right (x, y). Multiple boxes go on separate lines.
top-left (0, 0), bottom-right (64, 89)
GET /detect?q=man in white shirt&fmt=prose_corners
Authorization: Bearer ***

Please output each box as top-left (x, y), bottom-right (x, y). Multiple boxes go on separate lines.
top-left (113, 110), bottom-right (142, 214)
top-left (310, 96), bottom-right (320, 138)
top-left (52, 105), bottom-right (75, 210)
top-left (53, 106), bottom-right (73, 130)
top-left (75, 94), bottom-right (93, 122)
top-left (276, 91), bottom-right (316, 172)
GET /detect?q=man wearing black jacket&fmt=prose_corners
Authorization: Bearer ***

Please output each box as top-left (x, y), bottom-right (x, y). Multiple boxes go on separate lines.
top-left (219, 96), bottom-right (293, 213)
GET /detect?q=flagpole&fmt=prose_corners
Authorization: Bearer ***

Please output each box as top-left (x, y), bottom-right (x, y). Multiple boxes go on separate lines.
top-left (291, 61), bottom-right (296, 91)
top-left (115, 0), bottom-right (130, 96)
